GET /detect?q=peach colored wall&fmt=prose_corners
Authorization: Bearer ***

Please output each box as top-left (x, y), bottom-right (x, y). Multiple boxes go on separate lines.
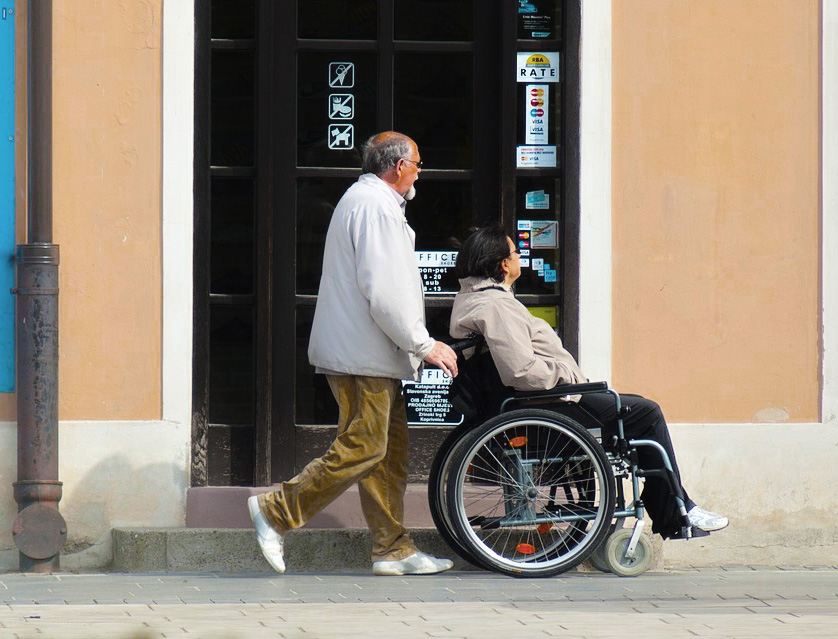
top-left (611, 1), bottom-right (820, 422)
top-left (0, 1), bottom-right (163, 420)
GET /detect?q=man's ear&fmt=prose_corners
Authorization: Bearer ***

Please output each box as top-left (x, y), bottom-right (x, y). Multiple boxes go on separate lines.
top-left (379, 166), bottom-right (399, 187)
top-left (500, 258), bottom-right (510, 276)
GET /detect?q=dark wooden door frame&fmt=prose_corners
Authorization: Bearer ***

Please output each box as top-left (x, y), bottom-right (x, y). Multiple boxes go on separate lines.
top-left (191, 0), bottom-right (273, 486)
top-left (561, 1), bottom-right (582, 359)
top-left (191, 0), bottom-right (211, 487)
top-left (191, 0), bottom-right (582, 486)
top-left (269, 0), bottom-right (297, 484)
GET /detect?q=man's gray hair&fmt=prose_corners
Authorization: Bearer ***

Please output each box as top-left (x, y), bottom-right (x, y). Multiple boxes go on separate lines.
top-left (361, 133), bottom-right (413, 175)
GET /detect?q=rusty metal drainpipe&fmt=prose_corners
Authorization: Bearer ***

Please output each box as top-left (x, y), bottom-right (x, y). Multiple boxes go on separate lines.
top-left (12, 0), bottom-right (65, 573)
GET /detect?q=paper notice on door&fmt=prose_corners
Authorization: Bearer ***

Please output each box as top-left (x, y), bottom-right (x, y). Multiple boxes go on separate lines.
top-left (517, 146), bottom-right (556, 168)
top-left (531, 220), bottom-right (559, 249)
top-left (525, 190), bottom-right (550, 210)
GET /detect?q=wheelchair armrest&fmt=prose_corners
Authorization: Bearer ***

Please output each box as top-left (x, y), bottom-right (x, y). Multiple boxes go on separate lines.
top-left (515, 381), bottom-right (609, 398)
top-left (501, 381), bottom-right (610, 412)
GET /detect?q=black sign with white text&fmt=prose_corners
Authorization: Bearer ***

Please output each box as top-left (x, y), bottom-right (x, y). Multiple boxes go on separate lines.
top-left (403, 369), bottom-right (463, 426)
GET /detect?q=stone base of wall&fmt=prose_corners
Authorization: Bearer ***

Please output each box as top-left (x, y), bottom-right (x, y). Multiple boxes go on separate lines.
top-left (113, 528), bottom-right (479, 573)
top-left (662, 526), bottom-right (838, 568)
top-left (112, 527), bottom-right (665, 574)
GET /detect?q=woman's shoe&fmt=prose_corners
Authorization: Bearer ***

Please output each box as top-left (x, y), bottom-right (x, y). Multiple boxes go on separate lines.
top-left (687, 506), bottom-right (729, 532)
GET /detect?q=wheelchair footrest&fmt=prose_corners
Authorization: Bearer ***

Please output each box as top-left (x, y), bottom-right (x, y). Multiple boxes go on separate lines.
top-left (667, 526), bottom-right (709, 540)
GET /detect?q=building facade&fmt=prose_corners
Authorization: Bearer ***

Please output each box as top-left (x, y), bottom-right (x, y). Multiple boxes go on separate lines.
top-left (0, 0), bottom-right (835, 570)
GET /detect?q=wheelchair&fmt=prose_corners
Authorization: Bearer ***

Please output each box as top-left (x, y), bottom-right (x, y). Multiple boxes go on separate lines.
top-left (428, 335), bottom-right (693, 578)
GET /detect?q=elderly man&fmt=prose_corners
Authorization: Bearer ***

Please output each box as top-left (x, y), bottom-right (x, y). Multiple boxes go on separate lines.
top-left (248, 132), bottom-right (458, 576)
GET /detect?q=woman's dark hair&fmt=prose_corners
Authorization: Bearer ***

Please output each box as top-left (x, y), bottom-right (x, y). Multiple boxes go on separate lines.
top-left (455, 224), bottom-right (511, 283)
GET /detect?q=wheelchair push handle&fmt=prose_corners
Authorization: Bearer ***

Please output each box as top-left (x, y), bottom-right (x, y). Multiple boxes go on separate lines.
top-left (447, 334), bottom-right (485, 356)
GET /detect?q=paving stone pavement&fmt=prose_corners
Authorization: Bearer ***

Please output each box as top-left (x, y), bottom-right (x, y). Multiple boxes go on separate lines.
top-left (0, 567), bottom-right (837, 638)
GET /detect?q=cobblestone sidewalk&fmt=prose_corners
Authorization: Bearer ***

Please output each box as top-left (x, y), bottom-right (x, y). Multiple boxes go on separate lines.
top-left (1, 566), bottom-right (836, 638)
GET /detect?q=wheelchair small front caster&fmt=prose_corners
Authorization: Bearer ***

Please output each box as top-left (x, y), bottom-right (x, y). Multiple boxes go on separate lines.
top-left (588, 521), bottom-right (622, 573)
top-left (603, 527), bottom-right (653, 577)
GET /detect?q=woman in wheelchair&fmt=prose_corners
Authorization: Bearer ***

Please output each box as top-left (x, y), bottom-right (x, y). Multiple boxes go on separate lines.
top-left (449, 225), bottom-right (727, 539)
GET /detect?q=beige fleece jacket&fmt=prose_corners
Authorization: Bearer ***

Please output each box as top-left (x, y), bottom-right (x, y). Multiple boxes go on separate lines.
top-left (449, 277), bottom-right (586, 391)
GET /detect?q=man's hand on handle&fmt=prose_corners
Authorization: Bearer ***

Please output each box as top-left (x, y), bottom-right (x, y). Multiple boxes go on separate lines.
top-left (423, 341), bottom-right (458, 378)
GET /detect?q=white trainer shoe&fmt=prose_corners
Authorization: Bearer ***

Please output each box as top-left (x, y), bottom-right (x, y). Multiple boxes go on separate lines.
top-left (372, 551), bottom-right (453, 576)
top-left (687, 505), bottom-right (729, 532)
top-left (247, 495), bottom-right (286, 573)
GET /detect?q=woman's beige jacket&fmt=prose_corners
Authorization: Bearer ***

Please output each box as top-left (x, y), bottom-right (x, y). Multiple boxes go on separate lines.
top-left (449, 277), bottom-right (585, 391)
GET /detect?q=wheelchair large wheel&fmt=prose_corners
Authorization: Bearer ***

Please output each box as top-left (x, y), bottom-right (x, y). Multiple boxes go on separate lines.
top-left (427, 422), bottom-right (488, 569)
top-left (446, 409), bottom-right (615, 578)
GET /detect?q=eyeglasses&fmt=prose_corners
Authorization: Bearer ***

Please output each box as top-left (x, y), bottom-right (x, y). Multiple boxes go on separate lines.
top-left (401, 158), bottom-right (424, 169)
top-left (510, 247), bottom-right (522, 256)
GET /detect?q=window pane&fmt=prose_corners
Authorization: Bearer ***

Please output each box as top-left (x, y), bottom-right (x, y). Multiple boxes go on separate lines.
top-left (211, 178), bottom-right (254, 294)
top-left (208, 306), bottom-right (254, 424)
top-left (298, 0), bottom-right (377, 40)
top-left (425, 306), bottom-right (454, 343)
top-left (395, 0), bottom-right (473, 41)
top-left (407, 180), bottom-right (473, 251)
top-left (212, 0), bottom-right (256, 39)
top-left (211, 50), bottom-right (255, 166)
top-left (409, 181), bottom-right (472, 296)
top-left (394, 53), bottom-right (473, 170)
top-left (297, 177), bottom-right (355, 295)
top-left (296, 307), bottom-right (339, 425)
top-left (514, 178), bottom-right (561, 296)
top-left (298, 179), bottom-right (475, 261)
top-left (298, 52), bottom-right (377, 168)
top-left (517, 0), bottom-right (562, 41)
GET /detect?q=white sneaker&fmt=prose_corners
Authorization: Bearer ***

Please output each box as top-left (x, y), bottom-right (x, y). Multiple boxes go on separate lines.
top-left (247, 495), bottom-right (286, 573)
top-left (687, 505), bottom-right (729, 532)
top-left (372, 551), bottom-right (453, 576)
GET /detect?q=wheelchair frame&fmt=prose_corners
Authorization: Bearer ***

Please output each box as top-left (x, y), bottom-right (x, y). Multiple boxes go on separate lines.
top-left (428, 335), bottom-right (692, 578)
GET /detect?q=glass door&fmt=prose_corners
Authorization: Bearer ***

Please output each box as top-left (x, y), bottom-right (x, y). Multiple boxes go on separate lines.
top-left (276, 1), bottom-right (507, 481)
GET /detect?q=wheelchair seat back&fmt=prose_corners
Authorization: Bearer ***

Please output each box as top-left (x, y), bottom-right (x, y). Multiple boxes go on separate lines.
top-left (448, 341), bottom-right (513, 423)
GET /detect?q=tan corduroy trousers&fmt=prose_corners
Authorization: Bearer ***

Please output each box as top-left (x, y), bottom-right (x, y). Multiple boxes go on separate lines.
top-left (259, 375), bottom-right (417, 562)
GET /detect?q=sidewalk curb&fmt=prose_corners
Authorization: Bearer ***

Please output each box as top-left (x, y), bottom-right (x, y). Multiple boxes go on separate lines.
top-left (112, 527), bottom-right (663, 574)
top-left (112, 527), bottom-right (478, 573)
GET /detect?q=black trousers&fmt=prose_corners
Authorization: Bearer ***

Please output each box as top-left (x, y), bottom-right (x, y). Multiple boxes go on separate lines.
top-left (559, 393), bottom-right (694, 538)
